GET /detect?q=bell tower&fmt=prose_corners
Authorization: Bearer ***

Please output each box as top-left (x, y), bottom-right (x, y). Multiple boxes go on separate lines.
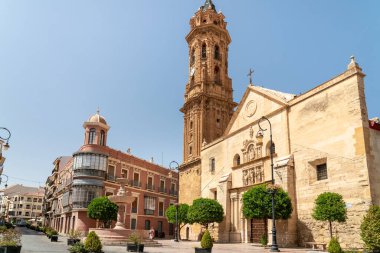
top-left (181, 0), bottom-right (236, 163)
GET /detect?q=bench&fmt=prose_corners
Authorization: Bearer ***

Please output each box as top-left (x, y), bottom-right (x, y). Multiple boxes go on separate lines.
top-left (304, 242), bottom-right (327, 251)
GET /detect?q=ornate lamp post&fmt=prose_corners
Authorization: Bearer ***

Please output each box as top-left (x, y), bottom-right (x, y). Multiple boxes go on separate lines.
top-left (0, 128), bottom-right (11, 163)
top-left (169, 161), bottom-right (180, 242)
top-left (0, 174), bottom-right (9, 188)
top-left (258, 116), bottom-right (279, 252)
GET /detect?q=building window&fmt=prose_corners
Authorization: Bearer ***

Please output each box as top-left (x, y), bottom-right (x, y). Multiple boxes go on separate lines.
top-left (121, 169), bottom-right (128, 178)
top-left (88, 128), bottom-right (96, 144)
top-left (133, 173), bottom-right (140, 187)
top-left (214, 45), bottom-right (220, 60)
top-left (159, 180), bottom-right (165, 193)
top-left (131, 199), bottom-right (138, 213)
top-left (100, 130), bottom-right (105, 146)
top-left (214, 66), bottom-right (220, 83)
top-left (233, 154), bottom-right (241, 166)
top-left (189, 146), bottom-right (193, 155)
top-left (107, 165), bottom-right (115, 181)
top-left (159, 202), bottom-right (164, 216)
top-left (190, 121), bottom-right (193, 130)
top-left (191, 48), bottom-right (195, 65)
top-left (131, 218), bottom-right (137, 230)
top-left (202, 43), bottom-right (207, 59)
top-left (145, 220), bottom-right (151, 230)
top-left (317, 163), bottom-right (328, 181)
top-left (209, 158), bottom-right (215, 173)
top-left (147, 176), bottom-right (154, 191)
top-left (144, 196), bottom-right (156, 215)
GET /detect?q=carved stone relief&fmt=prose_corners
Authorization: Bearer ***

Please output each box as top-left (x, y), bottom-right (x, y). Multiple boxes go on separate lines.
top-left (242, 166), bottom-right (264, 186)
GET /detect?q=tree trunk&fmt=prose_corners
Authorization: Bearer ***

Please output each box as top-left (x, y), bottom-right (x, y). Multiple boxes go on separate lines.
top-left (329, 220), bottom-right (333, 239)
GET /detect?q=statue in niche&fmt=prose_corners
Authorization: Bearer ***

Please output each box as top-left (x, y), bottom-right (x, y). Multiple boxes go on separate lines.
top-left (248, 144), bottom-right (255, 161)
top-left (243, 170), bottom-right (249, 186)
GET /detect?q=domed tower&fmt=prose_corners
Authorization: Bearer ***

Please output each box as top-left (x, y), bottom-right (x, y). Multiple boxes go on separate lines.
top-left (83, 110), bottom-right (110, 146)
top-left (181, 0), bottom-right (236, 164)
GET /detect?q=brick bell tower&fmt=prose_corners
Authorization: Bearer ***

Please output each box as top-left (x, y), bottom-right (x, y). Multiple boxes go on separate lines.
top-left (179, 0), bottom-right (236, 220)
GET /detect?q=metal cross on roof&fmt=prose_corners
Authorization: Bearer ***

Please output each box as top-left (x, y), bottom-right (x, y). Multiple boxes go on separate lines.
top-left (247, 68), bottom-right (254, 84)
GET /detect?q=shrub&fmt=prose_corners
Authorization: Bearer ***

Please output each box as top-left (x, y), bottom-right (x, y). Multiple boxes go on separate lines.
top-left (328, 237), bottom-right (343, 253)
top-left (259, 233), bottom-right (268, 246)
top-left (0, 228), bottom-right (22, 247)
top-left (128, 232), bottom-right (142, 245)
top-left (69, 242), bottom-right (88, 253)
top-left (360, 205), bottom-right (380, 251)
top-left (68, 229), bottom-right (82, 239)
top-left (200, 230), bottom-right (213, 249)
top-left (84, 231), bottom-right (102, 253)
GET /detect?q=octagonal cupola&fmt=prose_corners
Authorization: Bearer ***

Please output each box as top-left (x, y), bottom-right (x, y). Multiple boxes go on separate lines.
top-left (83, 110), bottom-right (110, 146)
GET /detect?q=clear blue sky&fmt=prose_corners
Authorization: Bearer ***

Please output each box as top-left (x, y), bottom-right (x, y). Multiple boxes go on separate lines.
top-left (1, 0), bottom-right (379, 187)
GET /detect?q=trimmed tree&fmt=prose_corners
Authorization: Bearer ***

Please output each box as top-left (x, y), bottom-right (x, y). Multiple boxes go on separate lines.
top-left (242, 184), bottom-right (293, 238)
top-left (187, 198), bottom-right (224, 229)
top-left (312, 192), bottom-right (347, 239)
top-left (165, 203), bottom-right (190, 239)
top-left (360, 205), bottom-right (380, 251)
top-left (87, 196), bottom-right (118, 228)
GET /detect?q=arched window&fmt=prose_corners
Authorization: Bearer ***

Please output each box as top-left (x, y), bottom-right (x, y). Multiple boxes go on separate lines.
top-left (233, 154), bottom-right (241, 166)
top-left (100, 130), bottom-right (105, 146)
top-left (191, 49), bottom-right (195, 65)
top-left (214, 66), bottom-right (220, 83)
top-left (88, 128), bottom-right (96, 144)
top-left (201, 44), bottom-right (207, 59)
top-left (214, 45), bottom-right (220, 60)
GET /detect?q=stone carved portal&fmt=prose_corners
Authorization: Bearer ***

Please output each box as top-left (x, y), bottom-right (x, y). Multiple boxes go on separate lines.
top-left (242, 166), bottom-right (264, 186)
top-left (241, 140), bottom-right (262, 163)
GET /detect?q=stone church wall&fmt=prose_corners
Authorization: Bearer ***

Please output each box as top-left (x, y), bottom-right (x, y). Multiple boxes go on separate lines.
top-left (288, 69), bottom-right (371, 249)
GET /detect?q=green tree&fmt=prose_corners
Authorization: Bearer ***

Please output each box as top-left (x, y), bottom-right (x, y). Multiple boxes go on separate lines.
top-left (312, 192), bottom-right (347, 239)
top-left (165, 203), bottom-right (190, 239)
top-left (87, 196), bottom-right (118, 228)
top-left (242, 184), bottom-right (293, 231)
top-left (360, 205), bottom-right (380, 251)
top-left (187, 198), bottom-right (224, 228)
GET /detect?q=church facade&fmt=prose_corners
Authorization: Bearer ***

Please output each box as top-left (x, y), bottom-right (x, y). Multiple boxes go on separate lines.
top-left (179, 0), bottom-right (380, 249)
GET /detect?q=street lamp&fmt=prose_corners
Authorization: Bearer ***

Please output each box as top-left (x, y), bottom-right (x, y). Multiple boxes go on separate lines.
top-left (0, 174), bottom-right (9, 188)
top-left (258, 116), bottom-right (279, 252)
top-left (0, 128), bottom-right (11, 151)
top-left (169, 161), bottom-right (180, 242)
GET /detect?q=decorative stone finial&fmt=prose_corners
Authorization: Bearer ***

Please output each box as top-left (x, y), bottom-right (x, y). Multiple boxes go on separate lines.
top-left (347, 55), bottom-right (360, 69)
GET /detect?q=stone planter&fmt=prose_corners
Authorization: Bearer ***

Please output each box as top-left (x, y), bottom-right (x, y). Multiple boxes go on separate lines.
top-left (67, 238), bottom-right (80, 245)
top-left (0, 246), bottom-right (22, 253)
top-left (50, 235), bottom-right (58, 242)
top-left (194, 248), bottom-right (212, 253)
top-left (127, 243), bottom-right (144, 252)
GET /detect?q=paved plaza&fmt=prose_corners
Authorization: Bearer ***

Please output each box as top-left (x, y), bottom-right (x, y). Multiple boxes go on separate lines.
top-left (18, 227), bottom-right (321, 253)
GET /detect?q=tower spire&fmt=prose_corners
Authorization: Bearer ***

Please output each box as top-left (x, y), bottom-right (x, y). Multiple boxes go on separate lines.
top-left (202, 0), bottom-right (216, 12)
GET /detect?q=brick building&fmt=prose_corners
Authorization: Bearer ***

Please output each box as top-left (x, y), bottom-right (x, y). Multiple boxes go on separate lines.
top-left (44, 112), bottom-right (178, 237)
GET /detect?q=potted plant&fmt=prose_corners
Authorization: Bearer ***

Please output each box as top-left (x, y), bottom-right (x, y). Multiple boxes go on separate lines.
top-left (50, 229), bottom-right (58, 242)
top-left (68, 242), bottom-right (87, 253)
top-left (0, 227), bottom-right (22, 253)
top-left (84, 231), bottom-right (102, 253)
top-left (195, 229), bottom-right (213, 253)
top-left (127, 232), bottom-right (144, 252)
top-left (67, 229), bottom-right (82, 246)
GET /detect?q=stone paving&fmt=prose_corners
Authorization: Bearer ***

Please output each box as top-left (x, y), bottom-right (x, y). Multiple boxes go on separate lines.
top-left (18, 227), bottom-right (321, 253)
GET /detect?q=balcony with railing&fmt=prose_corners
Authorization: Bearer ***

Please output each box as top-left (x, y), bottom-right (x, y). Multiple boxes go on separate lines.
top-left (146, 184), bottom-right (155, 191)
top-left (158, 186), bottom-right (167, 194)
top-left (169, 189), bottom-right (178, 196)
top-left (106, 174), bottom-right (116, 182)
top-left (144, 209), bottom-right (154, 215)
top-left (129, 180), bottom-right (141, 188)
top-left (73, 169), bottom-right (106, 179)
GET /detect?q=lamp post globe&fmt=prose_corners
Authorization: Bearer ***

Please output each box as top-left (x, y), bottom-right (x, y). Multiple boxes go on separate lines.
top-left (258, 116), bottom-right (279, 252)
